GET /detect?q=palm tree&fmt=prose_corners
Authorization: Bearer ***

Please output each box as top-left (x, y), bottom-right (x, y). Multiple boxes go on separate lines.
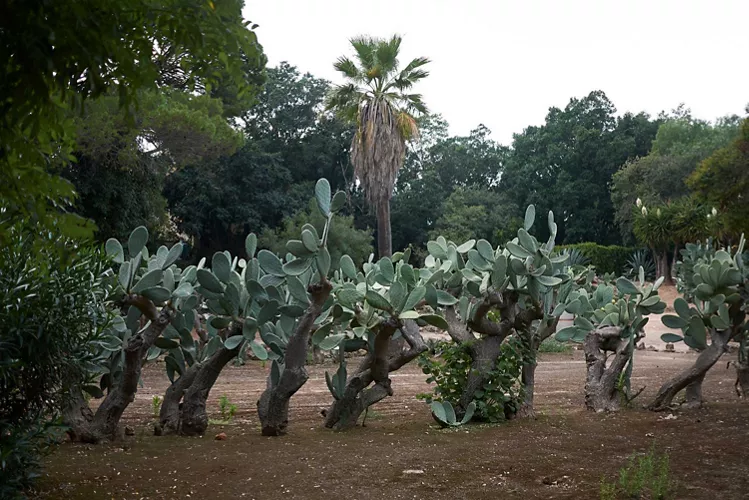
top-left (326, 35), bottom-right (429, 257)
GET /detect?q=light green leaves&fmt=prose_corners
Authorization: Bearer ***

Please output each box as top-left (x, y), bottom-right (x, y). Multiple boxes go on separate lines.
top-left (212, 252), bottom-right (232, 283)
top-left (524, 204), bottom-right (535, 231)
top-left (258, 250), bottom-right (285, 277)
top-left (131, 269), bottom-right (163, 293)
top-left (197, 269), bottom-right (223, 293)
top-left (365, 290), bottom-right (392, 311)
top-left (245, 233), bottom-right (257, 258)
top-left (128, 226), bottom-right (148, 258)
top-left (105, 238), bottom-right (125, 264)
top-left (339, 255), bottom-right (357, 279)
top-left (315, 178), bottom-right (331, 216)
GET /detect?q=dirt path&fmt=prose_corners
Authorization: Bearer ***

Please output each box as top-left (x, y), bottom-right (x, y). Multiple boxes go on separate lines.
top-left (34, 350), bottom-right (749, 499)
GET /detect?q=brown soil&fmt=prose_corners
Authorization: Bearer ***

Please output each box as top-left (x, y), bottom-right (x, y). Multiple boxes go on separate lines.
top-left (34, 351), bottom-right (749, 499)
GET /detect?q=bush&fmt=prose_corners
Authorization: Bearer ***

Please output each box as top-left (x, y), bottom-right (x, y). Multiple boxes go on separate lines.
top-left (0, 222), bottom-right (111, 496)
top-left (417, 339), bottom-right (525, 422)
top-left (557, 243), bottom-right (638, 276)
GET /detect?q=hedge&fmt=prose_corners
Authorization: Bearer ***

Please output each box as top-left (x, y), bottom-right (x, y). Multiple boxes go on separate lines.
top-left (556, 242), bottom-right (639, 276)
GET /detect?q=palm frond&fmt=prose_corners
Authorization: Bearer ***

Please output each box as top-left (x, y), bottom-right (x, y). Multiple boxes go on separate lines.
top-left (373, 35), bottom-right (402, 77)
top-left (405, 94), bottom-right (428, 115)
top-left (399, 56), bottom-right (430, 75)
top-left (324, 83), bottom-right (364, 122)
top-left (349, 35), bottom-right (378, 71)
top-left (333, 56), bottom-right (362, 81)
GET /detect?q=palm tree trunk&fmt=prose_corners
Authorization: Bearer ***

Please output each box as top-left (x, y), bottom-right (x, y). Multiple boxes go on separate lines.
top-left (376, 199), bottom-right (392, 258)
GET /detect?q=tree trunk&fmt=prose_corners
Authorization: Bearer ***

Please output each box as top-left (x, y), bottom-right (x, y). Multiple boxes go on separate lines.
top-left (62, 389), bottom-right (96, 443)
top-left (324, 320), bottom-right (426, 430)
top-left (154, 362), bottom-right (200, 436)
top-left (64, 300), bottom-right (171, 443)
top-left (179, 344), bottom-right (240, 436)
top-left (517, 319), bottom-right (558, 419)
top-left (457, 336), bottom-right (505, 416)
top-left (376, 199), bottom-right (392, 258)
top-left (734, 360), bottom-right (749, 398)
top-left (683, 374), bottom-right (705, 409)
top-left (257, 280), bottom-right (332, 436)
top-left (583, 327), bottom-right (632, 412)
top-left (654, 249), bottom-right (672, 286)
top-left (648, 330), bottom-right (731, 411)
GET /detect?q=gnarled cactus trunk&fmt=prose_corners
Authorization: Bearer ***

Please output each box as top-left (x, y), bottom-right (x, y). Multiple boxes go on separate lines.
top-left (583, 326), bottom-right (632, 412)
top-left (178, 344), bottom-right (240, 436)
top-left (734, 359), bottom-right (749, 399)
top-left (516, 318), bottom-right (559, 419)
top-left (324, 320), bottom-right (426, 430)
top-left (257, 280), bottom-right (332, 436)
top-left (648, 328), bottom-right (734, 411)
top-left (443, 296), bottom-right (541, 421)
top-left (64, 298), bottom-right (172, 443)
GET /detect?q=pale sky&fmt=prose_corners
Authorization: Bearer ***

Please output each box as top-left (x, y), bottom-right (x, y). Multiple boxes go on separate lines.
top-left (245, 0), bottom-right (748, 144)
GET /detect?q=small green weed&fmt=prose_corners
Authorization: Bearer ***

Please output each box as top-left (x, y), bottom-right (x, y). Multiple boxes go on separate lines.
top-left (600, 443), bottom-right (672, 499)
top-left (219, 395), bottom-right (237, 422)
top-left (152, 395), bottom-right (162, 418)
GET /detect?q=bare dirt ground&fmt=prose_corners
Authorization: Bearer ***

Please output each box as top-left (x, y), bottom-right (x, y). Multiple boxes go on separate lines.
top-left (34, 347), bottom-right (749, 500)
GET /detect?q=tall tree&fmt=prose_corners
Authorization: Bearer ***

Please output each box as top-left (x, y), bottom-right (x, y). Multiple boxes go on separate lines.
top-left (611, 110), bottom-right (741, 242)
top-left (501, 92), bottom-right (658, 245)
top-left (325, 35), bottom-right (430, 257)
top-left (689, 117), bottom-right (749, 238)
top-left (0, 0), bottom-right (265, 241)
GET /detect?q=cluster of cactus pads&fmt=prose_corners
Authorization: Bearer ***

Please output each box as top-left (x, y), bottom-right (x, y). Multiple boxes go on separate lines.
top-left (70, 178), bottom-right (747, 441)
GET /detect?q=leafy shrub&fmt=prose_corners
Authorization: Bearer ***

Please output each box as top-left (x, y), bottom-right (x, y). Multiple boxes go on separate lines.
top-left (0, 221), bottom-right (111, 496)
top-left (625, 249), bottom-right (656, 280)
top-left (559, 247), bottom-right (590, 267)
top-left (557, 243), bottom-right (637, 276)
top-left (417, 339), bottom-right (525, 422)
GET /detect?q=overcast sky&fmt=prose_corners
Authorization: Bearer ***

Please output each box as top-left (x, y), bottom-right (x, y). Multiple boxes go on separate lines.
top-left (245, 0), bottom-right (748, 144)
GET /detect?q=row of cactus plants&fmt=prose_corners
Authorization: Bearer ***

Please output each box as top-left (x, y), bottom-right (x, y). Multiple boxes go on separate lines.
top-left (65, 178), bottom-right (744, 441)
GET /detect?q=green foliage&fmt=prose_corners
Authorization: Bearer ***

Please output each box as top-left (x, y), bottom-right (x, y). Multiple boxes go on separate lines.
top-left (0, 221), bottom-right (112, 496)
top-left (429, 187), bottom-right (521, 247)
top-left (600, 444), bottom-right (672, 499)
top-left (165, 63), bottom-right (354, 259)
top-left (502, 93), bottom-right (659, 245)
top-left (625, 250), bottom-right (656, 281)
top-left (661, 236), bottom-right (746, 350)
top-left (611, 109), bottom-right (740, 242)
top-left (218, 395), bottom-right (237, 422)
top-left (417, 340), bottom-right (525, 423)
top-left (259, 199), bottom-right (374, 270)
top-left (688, 118), bottom-right (749, 238)
top-left (326, 35), bottom-right (430, 256)
top-left (430, 401), bottom-right (475, 428)
top-left (152, 396), bottom-right (162, 419)
top-left (557, 243), bottom-right (636, 276)
top-left (1, 0), bottom-right (265, 242)
top-left (538, 337), bottom-right (573, 353)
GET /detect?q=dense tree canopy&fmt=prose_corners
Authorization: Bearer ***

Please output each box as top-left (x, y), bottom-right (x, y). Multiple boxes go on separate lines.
top-left (501, 91), bottom-right (660, 245)
top-left (0, 0), bottom-right (265, 241)
top-left (611, 110), bottom-right (741, 242)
